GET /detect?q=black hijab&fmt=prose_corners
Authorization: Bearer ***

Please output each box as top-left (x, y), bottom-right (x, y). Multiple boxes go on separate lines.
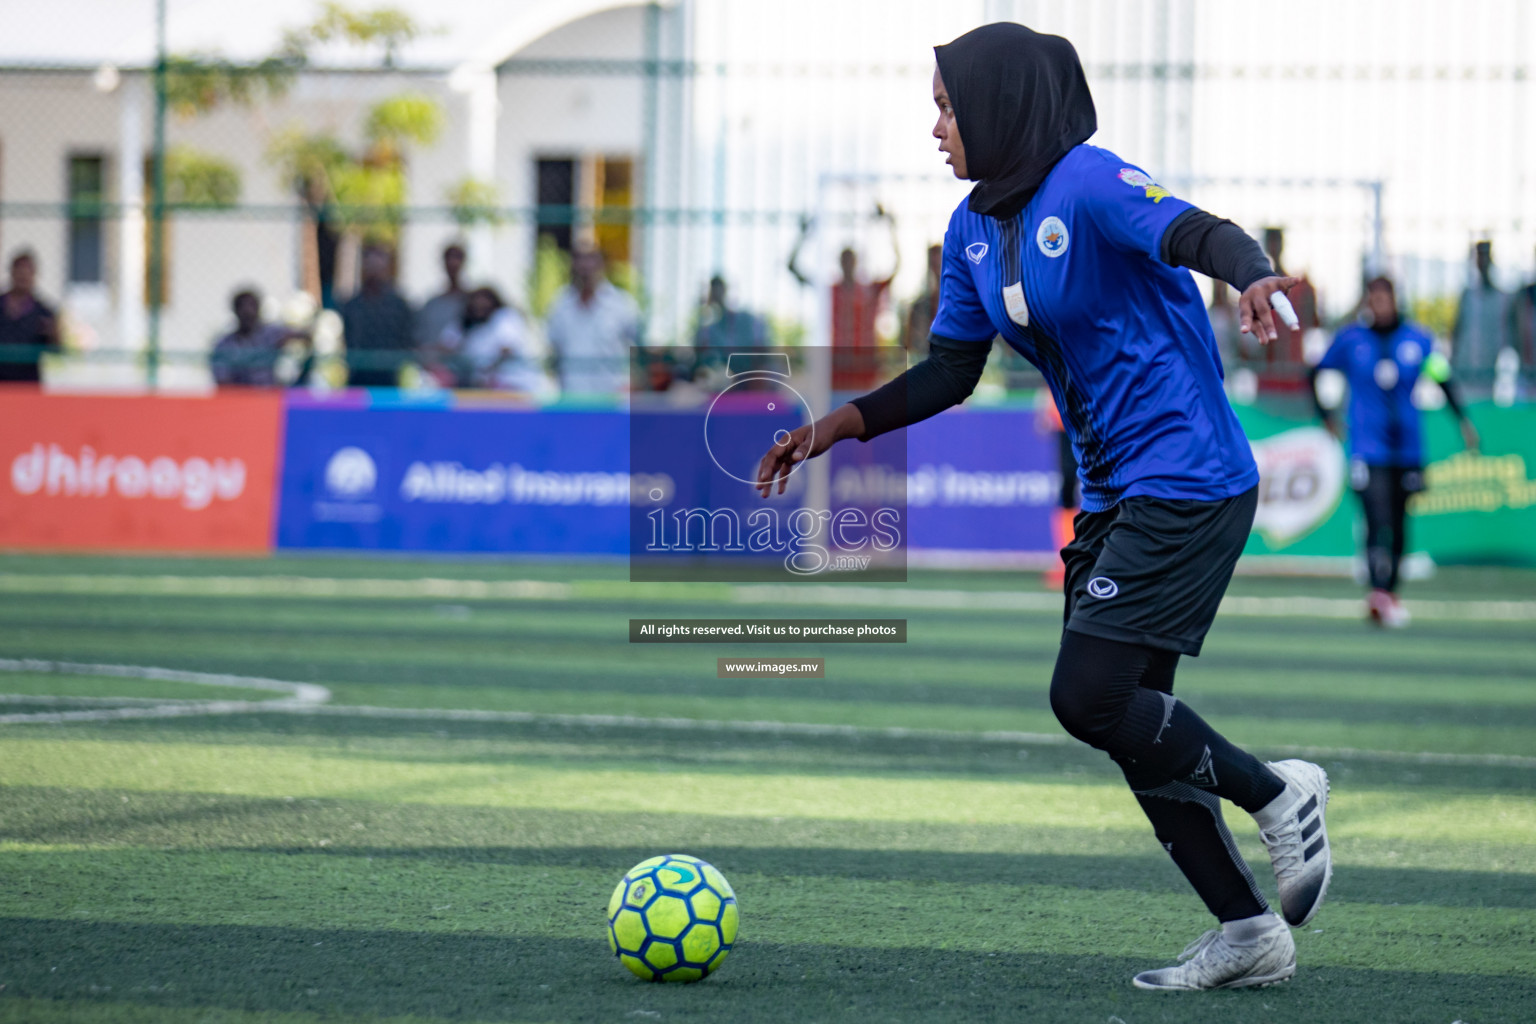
top-left (935, 23), bottom-right (1097, 220)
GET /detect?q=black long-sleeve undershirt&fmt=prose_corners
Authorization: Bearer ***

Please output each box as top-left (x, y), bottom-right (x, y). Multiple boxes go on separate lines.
top-left (850, 334), bottom-right (991, 440)
top-left (850, 207), bottom-right (1275, 441)
top-left (1159, 208), bottom-right (1275, 292)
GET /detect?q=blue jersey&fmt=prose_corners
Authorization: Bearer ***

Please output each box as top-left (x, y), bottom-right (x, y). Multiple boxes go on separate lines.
top-left (1317, 320), bottom-right (1437, 467)
top-left (930, 144), bottom-right (1259, 512)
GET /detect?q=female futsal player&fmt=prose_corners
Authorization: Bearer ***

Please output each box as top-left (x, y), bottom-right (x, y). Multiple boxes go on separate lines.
top-left (1312, 274), bottom-right (1479, 627)
top-left (758, 23), bottom-right (1332, 991)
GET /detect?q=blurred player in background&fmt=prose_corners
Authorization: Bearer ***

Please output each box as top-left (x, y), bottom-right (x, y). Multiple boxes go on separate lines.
top-left (1311, 275), bottom-right (1479, 627)
top-left (759, 22), bottom-right (1333, 992)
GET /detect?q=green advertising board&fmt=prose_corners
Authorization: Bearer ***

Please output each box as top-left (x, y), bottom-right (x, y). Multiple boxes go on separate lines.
top-left (1237, 401), bottom-right (1536, 567)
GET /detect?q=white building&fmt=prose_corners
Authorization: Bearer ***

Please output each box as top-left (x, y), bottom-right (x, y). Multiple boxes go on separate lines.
top-left (2, 0), bottom-right (1533, 388)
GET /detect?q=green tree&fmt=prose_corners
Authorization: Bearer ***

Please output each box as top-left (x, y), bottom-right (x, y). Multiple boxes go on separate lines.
top-left (266, 91), bottom-right (444, 296)
top-left (286, 2), bottom-right (430, 67)
top-left (163, 146), bottom-right (242, 207)
top-left (163, 53), bottom-right (302, 119)
top-left (445, 178), bottom-right (504, 229)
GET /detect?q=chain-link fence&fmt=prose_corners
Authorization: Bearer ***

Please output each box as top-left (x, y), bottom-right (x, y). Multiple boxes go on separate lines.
top-left (2, 0), bottom-right (1534, 397)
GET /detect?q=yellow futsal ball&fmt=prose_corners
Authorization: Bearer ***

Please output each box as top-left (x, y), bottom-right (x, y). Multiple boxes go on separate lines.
top-left (606, 854), bottom-right (739, 982)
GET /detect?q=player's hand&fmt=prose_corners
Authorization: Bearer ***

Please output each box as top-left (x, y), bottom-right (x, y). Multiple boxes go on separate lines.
top-left (755, 404), bottom-right (865, 498)
top-left (1461, 420), bottom-right (1481, 453)
top-left (1239, 276), bottom-right (1303, 344)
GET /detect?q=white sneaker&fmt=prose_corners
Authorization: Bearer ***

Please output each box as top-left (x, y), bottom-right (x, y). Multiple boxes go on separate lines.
top-left (1383, 593), bottom-right (1411, 628)
top-left (1254, 759), bottom-right (1333, 927)
top-left (1132, 917), bottom-right (1296, 991)
top-left (1368, 589), bottom-right (1411, 628)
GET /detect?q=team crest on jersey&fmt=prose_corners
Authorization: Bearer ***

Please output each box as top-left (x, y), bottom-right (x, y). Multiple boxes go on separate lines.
top-left (965, 242), bottom-right (989, 264)
top-left (1397, 339), bottom-right (1423, 366)
top-left (1119, 167), bottom-right (1173, 203)
top-left (1036, 216), bottom-right (1069, 257)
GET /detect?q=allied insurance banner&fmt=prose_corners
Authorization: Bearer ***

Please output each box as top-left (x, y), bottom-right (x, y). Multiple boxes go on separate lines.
top-left (0, 389), bottom-right (284, 551)
top-left (275, 401), bottom-right (633, 553)
top-left (903, 408), bottom-right (1059, 560)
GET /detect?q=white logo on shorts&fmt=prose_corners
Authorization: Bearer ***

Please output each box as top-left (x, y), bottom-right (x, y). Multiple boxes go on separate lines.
top-left (1087, 576), bottom-right (1119, 599)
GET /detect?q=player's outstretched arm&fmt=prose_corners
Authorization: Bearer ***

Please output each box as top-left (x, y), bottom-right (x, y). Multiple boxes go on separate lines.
top-left (755, 405), bottom-right (864, 498)
top-left (1426, 353), bottom-right (1480, 452)
top-left (754, 335), bottom-right (992, 498)
top-left (1159, 208), bottom-right (1300, 343)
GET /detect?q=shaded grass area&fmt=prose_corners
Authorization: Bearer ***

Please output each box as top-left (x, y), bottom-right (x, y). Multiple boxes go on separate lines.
top-left (3, 914), bottom-right (1536, 1019)
top-left (2, 555), bottom-right (1536, 1023)
top-left (4, 918), bottom-right (1534, 1024)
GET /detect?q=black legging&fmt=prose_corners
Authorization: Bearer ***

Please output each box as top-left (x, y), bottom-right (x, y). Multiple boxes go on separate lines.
top-left (1050, 631), bottom-right (1282, 921)
top-left (1358, 465), bottom-right (1414, 592)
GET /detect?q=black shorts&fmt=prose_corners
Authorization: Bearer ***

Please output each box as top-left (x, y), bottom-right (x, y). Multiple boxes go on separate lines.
top-left (1062, 485), bottom-right (1258, 656)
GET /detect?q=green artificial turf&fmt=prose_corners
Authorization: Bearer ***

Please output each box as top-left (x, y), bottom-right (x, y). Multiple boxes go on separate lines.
top-left (1, 554), bottom-right (1533, 1023)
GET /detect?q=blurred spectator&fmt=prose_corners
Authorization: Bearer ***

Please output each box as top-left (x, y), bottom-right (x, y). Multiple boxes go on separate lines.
top-left (340, 246), bottom-right (414, 387)
top-left (1506, 244), bottom-right (1535, 373)
top-left (694, 275), bottom-right (766, 350)
top-left (0, 250), bottom-right (60, 383)
top-left (901, 243), bottom-right (943, 358)
top-left (546, 247), bottom-right (639, 395)
top-left (788, 208), bottom-right (900, 391)
top-left (1261, 228), bottom-right (1319, 368)
top-left (637, 347), bottom-right (704, 405)
top-left (210, 288), bottom-right (290, 387)
top-left (415, 242), bottom-right (468, 350)
top-left (442, 286), bottom-right (553, 396)
top-left (1450, 241), bottom-right (1511, 384)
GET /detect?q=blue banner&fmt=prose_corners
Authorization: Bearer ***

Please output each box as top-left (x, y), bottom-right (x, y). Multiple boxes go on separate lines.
top-left (276, 406), bottom-right (633, 553)
top-left (904, 409), bottom-right (1060, 555)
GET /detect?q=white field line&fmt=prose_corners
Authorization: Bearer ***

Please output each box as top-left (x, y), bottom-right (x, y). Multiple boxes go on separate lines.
top-left (0, 574), bottom-right (572, 602)
top-left (2, 572), bottom-right (1532, 621)
top-left (0, 658), bottom-right (330, 725)
top-left (2, 659), bottom-right (1534, 769)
